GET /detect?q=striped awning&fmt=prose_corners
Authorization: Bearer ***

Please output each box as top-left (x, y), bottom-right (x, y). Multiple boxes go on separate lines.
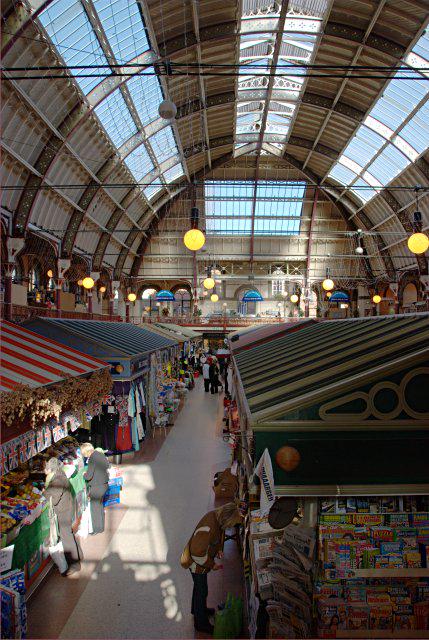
top-left (0, 320), bottom-right (108, 392)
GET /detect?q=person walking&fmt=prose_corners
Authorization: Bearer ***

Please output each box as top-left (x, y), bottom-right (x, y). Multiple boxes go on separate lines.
top-left (81, 443), bottom-right (110, 534)
top-left (199, 352), bottom-right (207, 374)
top-left (202, 359), bottom-right (211, 392)
top-left (181, 502), bottom-right (243, 634)
top-left (209, 357), bottom-right (220, 394)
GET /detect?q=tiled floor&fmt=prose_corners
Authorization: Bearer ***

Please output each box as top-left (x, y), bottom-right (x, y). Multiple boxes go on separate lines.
top-left (27, 380), bottom-right (245, 639)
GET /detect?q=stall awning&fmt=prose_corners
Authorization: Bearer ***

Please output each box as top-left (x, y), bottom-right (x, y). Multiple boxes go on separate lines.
top-left (0, 320), bottom-right (108, 392)
top-left (23, 318), bottom-right (178, 358)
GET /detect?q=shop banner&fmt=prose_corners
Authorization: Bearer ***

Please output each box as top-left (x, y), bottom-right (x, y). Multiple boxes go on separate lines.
top-left (254, 448), bottom-right (275, 515)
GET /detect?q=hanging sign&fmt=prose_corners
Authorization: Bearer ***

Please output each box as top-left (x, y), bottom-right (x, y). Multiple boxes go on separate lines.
top-left (254, 448), bottom-right (276, 515)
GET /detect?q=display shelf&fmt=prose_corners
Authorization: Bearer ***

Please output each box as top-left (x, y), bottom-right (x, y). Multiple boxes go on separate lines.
top-left (336, 631), bottom-right (429, 639)
top-left (349, 568), bottom-right (429, 578)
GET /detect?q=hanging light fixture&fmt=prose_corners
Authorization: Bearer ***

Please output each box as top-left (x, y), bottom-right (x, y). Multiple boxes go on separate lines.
top-left (290, 294), bottom-right (299, 304)
top-left (326, 291), bottom-right (332, 299)
top-left (99, 286), bottom-right (106, 294)
top-left (77, 279), bottom-right (83, 286)
top-left (408, 191), bottom-right (429, 254)
top-left (322, 268), bottom-right (334, 291)
top-left (183, 206), bottom-right (206, 251)
top-left (47, 269), bottom-right (54, 278)
top-left (372, 294), bottom-right (381, 304)
top-left (210, 293), bottom-right (219, 302)
top-left (203, 277), bottom-right (215, 289)
top-left (82, 277), bottom-right (95, 289)
top-left (355, 229), bottom-right (364, 255)
top-left (128, 292), bottom-right (137, 302)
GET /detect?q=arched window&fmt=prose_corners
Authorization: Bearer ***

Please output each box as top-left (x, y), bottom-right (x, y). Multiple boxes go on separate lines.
top-left (28, 263), bottom-right (41, 292)
top-left (141, 288), bottom-right (157, 314)
top-left (173, 288), bottom-right (191, 316)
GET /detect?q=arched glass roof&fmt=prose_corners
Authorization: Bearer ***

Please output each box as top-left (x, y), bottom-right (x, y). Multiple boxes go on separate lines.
top-left (38, 0), bottom-right (185, 204)
top-left (328, 31), bottom-right (429, 205)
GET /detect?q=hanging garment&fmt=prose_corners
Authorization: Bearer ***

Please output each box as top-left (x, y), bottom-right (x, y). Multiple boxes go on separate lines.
top-left (127, 390), bottom-right (140, 451)
top-left (115, 396), bottom-right (133, 452)
top-left (134, 385), bottom-right (145, 440)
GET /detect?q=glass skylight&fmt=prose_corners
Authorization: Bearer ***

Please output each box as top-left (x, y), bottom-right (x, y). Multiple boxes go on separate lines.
top-left (94, 88), bottom-right (138, 146)
top-left (235, 0), bottom-right (328, 153)
top-left (92, 0), bottom-right (149, 63)
top-left (205, 180), bottom-right (306, 235)
top-left (126, 70), bottom-right (164, 126)
top-left (143, 182), bottom-right (164, 202)
top-left (328, 31), bottom-right (429, 205)
top-left (37, 0), bottom-right (184, 194)
top-left (124, 145), bottom-right (154, 181)
top-left (39, 0), bottom-right (111, 95)
top-left (149, 126), bottom-right (179, 165)
top-left (164, 163), bottom-right (185, 183)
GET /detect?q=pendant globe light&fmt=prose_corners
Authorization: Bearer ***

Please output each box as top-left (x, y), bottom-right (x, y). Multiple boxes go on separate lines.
top-left (184, 206), bottom-right (206, 251)
top-left (372, 294), bottom-right (381, 304)
top-left (127, 292), bottom-right (137, 302)
top-left (290, 294), bottom-right (299, 304)
top-left (408, 189), bottom-right (429, 255)
top-left (203, 277), bottom-right (215, 289)
top-left (82, 276), bottom-right (95, 290)
top-left (210, 293), bottom-right (219, 302)
top-left (322, 268), bottom-right (334, 292)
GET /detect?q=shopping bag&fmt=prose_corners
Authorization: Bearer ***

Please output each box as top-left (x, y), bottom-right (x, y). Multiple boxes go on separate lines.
top-left (77, 502), bottom-right (93, 538)
top-left (213, 609), bottom-right (234, 639)
top-left (48, 541), bottom-right (68, 574)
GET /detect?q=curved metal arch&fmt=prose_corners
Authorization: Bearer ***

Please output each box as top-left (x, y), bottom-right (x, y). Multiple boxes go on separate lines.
top-left (125, 149), bottom-right (394, 280)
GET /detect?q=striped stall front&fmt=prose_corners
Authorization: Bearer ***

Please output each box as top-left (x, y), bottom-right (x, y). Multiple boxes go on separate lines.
top-left (0, 320), bottom-right (108, 392)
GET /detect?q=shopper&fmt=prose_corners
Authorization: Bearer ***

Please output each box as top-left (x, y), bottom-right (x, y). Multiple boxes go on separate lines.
top-left (199, 352), bottom-right (207, 374)
top-left (182, 502), bottom-right (243, 634)
top-left (209, 357), bottom-right (220, 394)
top-left (82, 443), bottom-right (110, 534)
top-left (202, 360), bottom-right (211, 392)
top-left (44, 457), bottom-right (83, 575)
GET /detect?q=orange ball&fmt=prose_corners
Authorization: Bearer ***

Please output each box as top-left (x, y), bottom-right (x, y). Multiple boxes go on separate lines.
top-left (275, 446), bottom-right (301, 472)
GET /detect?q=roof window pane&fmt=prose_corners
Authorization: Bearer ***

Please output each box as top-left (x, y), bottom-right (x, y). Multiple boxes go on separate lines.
top-left (342, 126), bottom-right (385, 167)
top-left (124, 144), bottom-right (154, 181)
top-left (369, 71), bottom-right (428, 130)
top-left (351, 179), bottom-right (377, 203)
top-left (144, 182), bottom-right (164, 201)
top-left (94, 88), bottom-right (138, 147)
top-left (328, 163), bottom-right (357, 185)
top-left (149, 126), bottom-right (178, 164)
top-left (92, 0), bottom-right (149, 63)
top-left (399, 100), bottom-right (429, 154)
top-left (126, 71), bottom-right (164, 126)
top-left (366, 144), bottom-right (410, 184)
top-left (38, 0), bottom-right (111, 94)
top-left (163, 163), bottom-right (184, 183)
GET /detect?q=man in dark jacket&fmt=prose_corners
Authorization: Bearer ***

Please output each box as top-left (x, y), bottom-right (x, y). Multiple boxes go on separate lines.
top-left (82, 443), bottom-right (110, 534)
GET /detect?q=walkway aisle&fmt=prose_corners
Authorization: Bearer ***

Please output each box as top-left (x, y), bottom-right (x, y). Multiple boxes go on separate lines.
top-left (28, 380), bottom-right (242, 639)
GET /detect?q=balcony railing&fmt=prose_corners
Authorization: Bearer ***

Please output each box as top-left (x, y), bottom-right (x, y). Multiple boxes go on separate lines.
top-left (0, 303), bottom-right (122, 324)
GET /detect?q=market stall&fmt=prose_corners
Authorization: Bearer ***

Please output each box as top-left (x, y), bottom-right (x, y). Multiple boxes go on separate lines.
top-left (0, 320), bottom-right (112, 619)
top-left (231, 314), bottom-right (429, 639)
top-left (24, 319), bottom-right (186, 452)
top-left (229, 319), bottom-right (316, 355)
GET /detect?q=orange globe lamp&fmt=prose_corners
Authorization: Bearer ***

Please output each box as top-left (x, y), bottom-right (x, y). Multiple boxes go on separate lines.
top-left (183, 229), bottom-right (205, 251)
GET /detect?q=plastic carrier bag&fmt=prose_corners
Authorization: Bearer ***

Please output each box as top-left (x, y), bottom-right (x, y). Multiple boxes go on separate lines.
top-left (48, 541), bottom-right (68, 574)
top-left (77, 502), bottom-right (93, 539)
top-left (213, 593), bottom-right (243, 639)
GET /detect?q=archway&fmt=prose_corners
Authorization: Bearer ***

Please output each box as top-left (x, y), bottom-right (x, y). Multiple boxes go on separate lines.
top-left (172, 288), bottom-right (192, 317)
top-left (141, 287), bottom-right (159, 316)
top-left (235, 285), bottom-right (262, 316)
top-left (380, 287), bottom-right (396, 316)
top-left (402, 283), bottom-right (418, 309)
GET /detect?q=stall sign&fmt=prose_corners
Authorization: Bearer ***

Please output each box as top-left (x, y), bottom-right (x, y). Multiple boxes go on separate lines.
top-left (131, 357), bottom-right (149, 373)
top-left (0, 545), bottom-right (14, 573)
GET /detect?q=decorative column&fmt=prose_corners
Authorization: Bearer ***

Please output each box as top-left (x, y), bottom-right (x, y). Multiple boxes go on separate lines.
top-left (55, 258), bottom-right (71, 318)
top-left (4, 237), bottom-right (25, 321)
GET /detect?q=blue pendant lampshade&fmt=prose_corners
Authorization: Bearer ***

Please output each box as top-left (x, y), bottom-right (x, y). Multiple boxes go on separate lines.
top-left (242, 289), bottom-right (263, 302)
top-left (156, 290), bottom-right (175, 301)
top-left (329, 291), bottom-right (349, 302)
